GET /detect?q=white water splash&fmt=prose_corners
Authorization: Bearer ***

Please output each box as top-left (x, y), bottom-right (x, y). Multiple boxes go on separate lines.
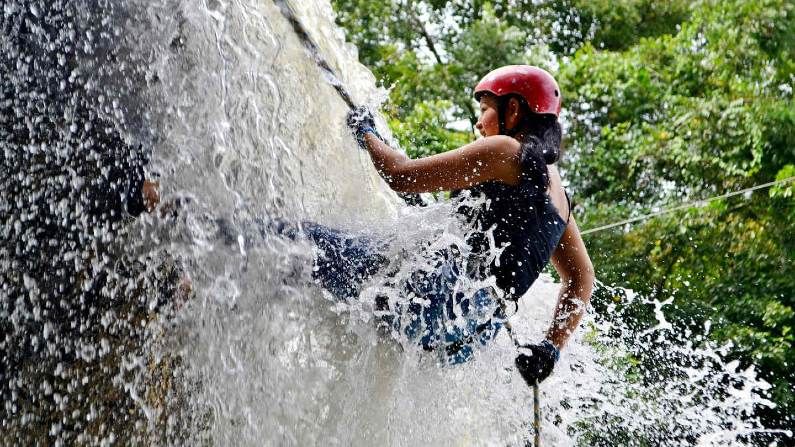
top-left (1, 0), bottom-right (786, 445)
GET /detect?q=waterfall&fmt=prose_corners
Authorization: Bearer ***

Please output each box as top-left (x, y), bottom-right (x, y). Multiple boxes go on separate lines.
top-left (1, 1), bottom-right (779, 445)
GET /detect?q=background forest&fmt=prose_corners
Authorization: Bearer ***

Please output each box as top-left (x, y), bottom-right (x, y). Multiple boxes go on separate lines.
top-left (331, 0), bottom-right (794, 434)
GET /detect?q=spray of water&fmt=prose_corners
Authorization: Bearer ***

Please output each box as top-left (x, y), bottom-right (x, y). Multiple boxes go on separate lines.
top-left (1, 1), bottom-right (787, 445)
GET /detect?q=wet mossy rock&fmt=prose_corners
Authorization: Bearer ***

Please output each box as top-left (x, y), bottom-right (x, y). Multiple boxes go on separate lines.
top-left (2, 0), bottom-right (401, 443)
top-left (0, 2), bottom-right (186, 443)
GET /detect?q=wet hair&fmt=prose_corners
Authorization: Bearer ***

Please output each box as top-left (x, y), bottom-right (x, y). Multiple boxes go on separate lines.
top-left (496, 95), bottom-right (562, 193)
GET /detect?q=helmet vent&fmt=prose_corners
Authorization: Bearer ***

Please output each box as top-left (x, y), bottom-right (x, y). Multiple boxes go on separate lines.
top-left (554, 90), bottom-right (559, 97)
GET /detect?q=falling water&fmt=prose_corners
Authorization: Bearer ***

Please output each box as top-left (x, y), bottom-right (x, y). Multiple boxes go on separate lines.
top-left (1, 1), bottom-right (787, 445)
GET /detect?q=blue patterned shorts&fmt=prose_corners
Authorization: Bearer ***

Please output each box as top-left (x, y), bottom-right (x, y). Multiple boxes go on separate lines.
top-left (297, 221), bottom-right (505, 365)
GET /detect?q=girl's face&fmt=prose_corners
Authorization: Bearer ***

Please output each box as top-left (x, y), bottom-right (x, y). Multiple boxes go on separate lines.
top-left (476, 95), bottom-right (501, 137)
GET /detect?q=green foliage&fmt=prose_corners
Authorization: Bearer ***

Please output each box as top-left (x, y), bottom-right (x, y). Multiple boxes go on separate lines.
top-left (535, 0), bottom-right (691, 53)
top-left (389, 100), bottom-right (472, 158)
top-left (333, 0), bottom-right (795, 430)
top-left (560, 0), bottom-right (795, 202)
top-left (770, 164), bottom-right (795, 198)
top-left (562, 1), bottom-right (795, 425)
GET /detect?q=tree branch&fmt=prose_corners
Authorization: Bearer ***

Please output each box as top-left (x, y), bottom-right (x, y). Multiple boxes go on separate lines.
top-left (406, 1), bottom-right (443, 64)
top-left (462, 99), bottom-right (477, 133)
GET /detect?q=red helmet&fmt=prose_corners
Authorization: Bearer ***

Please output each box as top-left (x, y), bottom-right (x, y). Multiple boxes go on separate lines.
top-left (474, 65), bottom-right (562, 116)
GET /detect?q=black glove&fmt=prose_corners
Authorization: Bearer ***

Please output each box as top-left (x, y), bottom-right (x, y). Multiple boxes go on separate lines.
top-left (346, 106), bottom-right (382, 149)
top-left (515, 340), bottom-right (560, 386)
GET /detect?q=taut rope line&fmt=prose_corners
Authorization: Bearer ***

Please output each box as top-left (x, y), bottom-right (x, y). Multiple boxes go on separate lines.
top-left (581, 176), bottom-right (795, 235)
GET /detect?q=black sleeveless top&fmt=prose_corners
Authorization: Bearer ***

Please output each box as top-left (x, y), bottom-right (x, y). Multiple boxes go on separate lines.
top-left (456, 169), bottom-right (570, 302)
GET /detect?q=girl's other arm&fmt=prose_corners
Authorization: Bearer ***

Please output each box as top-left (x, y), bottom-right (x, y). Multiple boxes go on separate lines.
top-left (548, 217), bottom-right (595, 349)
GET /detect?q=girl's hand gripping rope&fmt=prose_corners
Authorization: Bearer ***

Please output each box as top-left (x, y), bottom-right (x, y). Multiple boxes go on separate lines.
top-left (515, 340), bottom-right (560, 386)
top-left (346, 106), bottom-right (383, 150)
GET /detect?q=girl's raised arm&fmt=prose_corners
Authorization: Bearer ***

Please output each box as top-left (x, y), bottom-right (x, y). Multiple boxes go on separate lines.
top-left (362, 133), bottom-right (523, 193)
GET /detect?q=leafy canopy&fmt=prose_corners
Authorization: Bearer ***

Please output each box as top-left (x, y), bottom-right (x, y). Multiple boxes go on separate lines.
top-left (332, 0), bottom-right (795, 429)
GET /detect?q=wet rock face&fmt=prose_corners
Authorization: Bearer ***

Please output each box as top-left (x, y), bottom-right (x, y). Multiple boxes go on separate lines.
top-left (1, 2), bottom-right (177, 444)
top-left (2, 0), bottom-right (397, 442)
top-left (2, 1), bottom-right (152, 245)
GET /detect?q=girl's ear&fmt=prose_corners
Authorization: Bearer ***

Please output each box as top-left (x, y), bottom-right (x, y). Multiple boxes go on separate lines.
top-left (509, 97), bottom-right (522, 117)
top-left (505, 97), bottom-right (522, 131)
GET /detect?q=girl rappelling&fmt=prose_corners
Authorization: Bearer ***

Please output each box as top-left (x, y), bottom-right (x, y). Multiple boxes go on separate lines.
top-left (270, 65), bottom-right (594, 386)
top-left (350, 65), bottom-right (593, 383)
top-left (276, 1), bottom-right (593, 384)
